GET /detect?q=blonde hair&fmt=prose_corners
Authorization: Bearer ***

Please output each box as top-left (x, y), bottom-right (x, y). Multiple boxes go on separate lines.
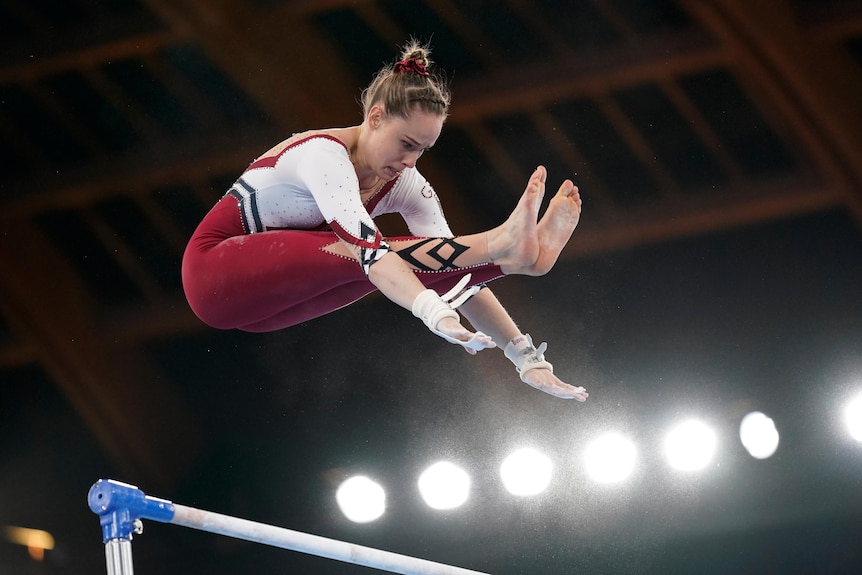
top-left (360, 40), bottom-right (451, 121)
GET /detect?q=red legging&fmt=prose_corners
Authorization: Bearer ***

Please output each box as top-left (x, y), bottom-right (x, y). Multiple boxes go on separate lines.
top-left (181, 196), bottom-right (504, 332)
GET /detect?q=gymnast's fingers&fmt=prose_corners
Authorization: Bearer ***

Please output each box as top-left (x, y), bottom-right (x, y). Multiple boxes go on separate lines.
top-left (435, 317), bottom-right (496, 352)
top-left (523, 369), bottom-right (589, 401)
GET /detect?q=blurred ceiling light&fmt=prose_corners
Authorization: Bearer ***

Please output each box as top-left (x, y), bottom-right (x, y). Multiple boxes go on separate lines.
top-left (4, 526), bottom-right (55, 561)
top-left (417, 461), bottom-right (471, 510)
top-left (739, 411), bottom-right (780, 459)
top-left (584, 432), bottom-right (637, 483)
top-left (845, 393), bottom-right (862, 442)
top-left (500, 447), bottom-right (553, 496)
top-left (335, 475), bottom-right (385, 523)
top-left (664, 419), bottom-right (717, 471)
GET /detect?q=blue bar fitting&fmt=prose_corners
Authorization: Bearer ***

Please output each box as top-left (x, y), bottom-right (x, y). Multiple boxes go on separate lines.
top-left (88, 479), bottom-right (176, 543)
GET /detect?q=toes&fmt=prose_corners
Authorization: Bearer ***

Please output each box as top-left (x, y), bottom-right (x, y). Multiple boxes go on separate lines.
top-left (530, 166), bottom-right (548, 183)
top-left (535, 165), bottom-right (547, 183)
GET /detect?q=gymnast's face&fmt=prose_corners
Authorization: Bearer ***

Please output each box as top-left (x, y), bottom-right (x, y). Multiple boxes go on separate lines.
top-left (367, 104), bottom-right (443, 181)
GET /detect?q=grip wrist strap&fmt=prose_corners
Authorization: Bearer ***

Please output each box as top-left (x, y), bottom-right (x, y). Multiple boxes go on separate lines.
top-left (411, 274), bottom-right (489, 351)
top-left (504, 334), bottom-right (554, 382)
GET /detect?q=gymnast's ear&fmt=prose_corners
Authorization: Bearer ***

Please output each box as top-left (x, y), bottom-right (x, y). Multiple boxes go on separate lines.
top-left (367, 104), bottom-right (386, 129)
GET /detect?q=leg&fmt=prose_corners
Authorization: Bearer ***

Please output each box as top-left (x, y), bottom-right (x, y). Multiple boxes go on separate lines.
top-left (183, 225), bottom-right (369, 331)
top-left (327, 166), bottom-right (579, 277)
top-left (182, 199), bottom-right (503, 332)
top-left (182, 165), bottom-right (580, 333)
top-left (237, 250), bottom-right (504, 333)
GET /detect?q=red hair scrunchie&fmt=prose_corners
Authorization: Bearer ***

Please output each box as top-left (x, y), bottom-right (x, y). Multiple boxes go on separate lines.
top-left (393, 57), bottom-right (430, 77)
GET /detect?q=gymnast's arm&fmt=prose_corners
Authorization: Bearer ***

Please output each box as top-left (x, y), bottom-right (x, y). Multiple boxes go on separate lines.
top-left (344, 244), bottom-right (493, 350)
top-left (458, 287), bottom-right (589, 401)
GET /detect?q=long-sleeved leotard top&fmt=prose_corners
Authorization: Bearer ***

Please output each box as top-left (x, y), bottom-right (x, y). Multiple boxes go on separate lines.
top-left (183, 133), bottom-right (505, 331)
top-left (225, 134), bottom-right (452, 274)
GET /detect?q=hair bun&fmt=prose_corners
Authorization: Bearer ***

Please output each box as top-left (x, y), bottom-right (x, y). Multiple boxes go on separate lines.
top-left (393, 57), bottom-right (430, 77)
top-left (400, 40), bottom-right (431, 69)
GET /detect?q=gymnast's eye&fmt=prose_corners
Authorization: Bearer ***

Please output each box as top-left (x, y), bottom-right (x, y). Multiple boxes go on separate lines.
top-left (401, 139), bottom-right (431, 156)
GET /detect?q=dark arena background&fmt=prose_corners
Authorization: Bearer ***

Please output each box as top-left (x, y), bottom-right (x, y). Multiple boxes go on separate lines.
top-left (2, 1), bottom-right (862, 574)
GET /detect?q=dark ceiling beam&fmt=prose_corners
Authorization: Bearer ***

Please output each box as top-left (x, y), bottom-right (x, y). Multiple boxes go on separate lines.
top-left (679, 0), bottom-right (862, 225)
top-left (588, 0), bottom-right (639, 42)
top-left (0, 31), bottom-right (176, 84)
top-left (461, 120), bottom-right (531, 202)
top-left (28, 80), bottom-right (109, 158)
top-left (84, 67), bottom-right (169, 145)
top-left (659, 77), bottom-right (743, 183)
top-left (142, 51), bottom-right (227, 133)
top-left (426, 0), bottom-right (497, 69)
top-left (136, 193), bottom-right (198, 254)
top-left (140, 0), bottom-right (359, 128)
top-left (103, 296), bottom-right (206, 344)
top-left (593, 93), bottom-right (681, 201)
top-left (814, 12), bottom-right (862, 42)
top-left (0, 110), bottom-right (44, 167)
top-left (528, 108), bottom-right (618, 215)
top-left (447, 31), bottom-right (723, 122)
top-left (507, 0), bottom-right (580, 61)
top-left (353, 1), bottom-right (407, 47)
top-left (80, 206), bottom-right (165, 304)
top-left (567, 175), bottom-right (840, 257)
top-left (0, 341), bottom-right (38, 369)
top-left (5, 146), bottom-right (260, 218)
top-left (281, 0), bottom-right (379, 14)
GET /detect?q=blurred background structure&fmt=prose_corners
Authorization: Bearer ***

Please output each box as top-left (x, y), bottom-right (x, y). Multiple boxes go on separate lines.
top-left (1, 0), bottom-right (861, 573)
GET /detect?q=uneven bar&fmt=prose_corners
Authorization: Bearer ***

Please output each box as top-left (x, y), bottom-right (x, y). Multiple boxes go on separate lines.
top-left (89, 479), bottom-right (490, 575)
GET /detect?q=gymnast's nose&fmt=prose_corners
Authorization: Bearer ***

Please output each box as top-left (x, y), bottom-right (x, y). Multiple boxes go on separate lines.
top-left (402, 150), bottom-right (423, 169)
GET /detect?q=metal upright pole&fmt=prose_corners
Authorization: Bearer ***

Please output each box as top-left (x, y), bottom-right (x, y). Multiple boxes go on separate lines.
top-left (104, 539), bottom-right (135, 575)
top-left (88, 479), bottom-right (175, 575)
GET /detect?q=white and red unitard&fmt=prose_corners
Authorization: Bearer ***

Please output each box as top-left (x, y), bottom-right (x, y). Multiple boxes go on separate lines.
top-left (182, 135), bottom-right (502, 332)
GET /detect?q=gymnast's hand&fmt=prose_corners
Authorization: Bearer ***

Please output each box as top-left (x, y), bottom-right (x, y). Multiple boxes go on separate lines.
top-left (435, 316), bottom-right (496, 355)
top-left (522, 368), bottom-right (589, 401)
top-left (503, 334), bottom-right (588, 400)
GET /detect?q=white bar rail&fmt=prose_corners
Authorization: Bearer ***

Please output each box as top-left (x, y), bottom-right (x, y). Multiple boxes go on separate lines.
top-left (89, 479), bottom-right (490, 575)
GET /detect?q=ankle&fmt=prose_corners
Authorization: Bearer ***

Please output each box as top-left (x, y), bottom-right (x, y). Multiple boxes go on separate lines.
top-left (487, 225), bottom-right (512, 263)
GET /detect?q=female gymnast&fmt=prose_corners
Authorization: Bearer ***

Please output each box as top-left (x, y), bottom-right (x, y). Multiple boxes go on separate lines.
top-left (182, 41), bottom-right (588, 401)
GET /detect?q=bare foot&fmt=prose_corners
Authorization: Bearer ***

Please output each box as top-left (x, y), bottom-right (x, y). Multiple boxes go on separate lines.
top-left (489, 167), bottom-right (581, 276)
top-left (524, 179), bottom-right (581, 276)
top-left (487, 166), bottom-right (546, 274)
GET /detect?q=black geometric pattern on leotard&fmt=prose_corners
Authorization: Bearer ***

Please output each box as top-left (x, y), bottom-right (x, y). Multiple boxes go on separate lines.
top-left (396, 238), bottom-right (469, 271)
top-left (359, 221), bottom-right (390, 275)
